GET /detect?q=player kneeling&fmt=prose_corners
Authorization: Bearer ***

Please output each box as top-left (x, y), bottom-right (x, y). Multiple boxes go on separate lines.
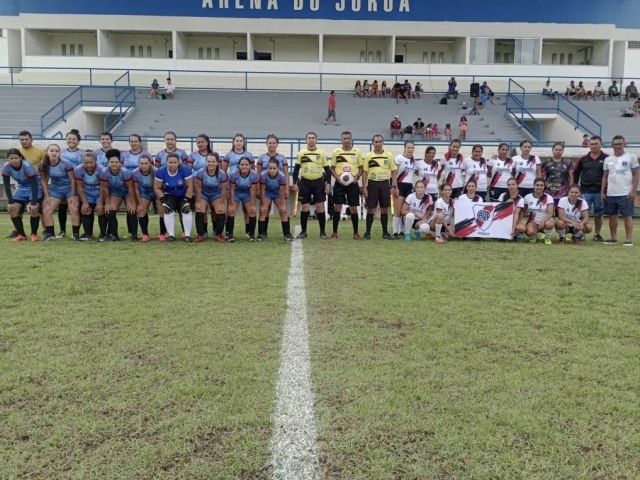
top-left (401, 180), bottom-right (433, 241)
top-left (258, 158), bottom-right (292, 241)
top-left (555, 184), bottom-right (592, 245)
top-left (429, 184), bottom-right (455, 243)
top-left (523, 177), bottom-right (556, 244)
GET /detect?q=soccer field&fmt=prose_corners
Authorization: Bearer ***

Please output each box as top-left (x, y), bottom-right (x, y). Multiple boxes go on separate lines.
top-left (1, 215), bottom-right (639, 479)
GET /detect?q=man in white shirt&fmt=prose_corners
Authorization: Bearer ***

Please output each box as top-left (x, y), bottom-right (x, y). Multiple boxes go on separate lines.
top-left (601, 135), bottom-right (639, 246)
top-left (164, 78), bottom-right (176, 99)
top-left (593, 81), bottom-right (605, 100)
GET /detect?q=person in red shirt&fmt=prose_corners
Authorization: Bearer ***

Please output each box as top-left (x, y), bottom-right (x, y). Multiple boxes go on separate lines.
top-left (390, 115), bottom-right (402, 139)
top-left (323, 90), bottom-right (339, 126)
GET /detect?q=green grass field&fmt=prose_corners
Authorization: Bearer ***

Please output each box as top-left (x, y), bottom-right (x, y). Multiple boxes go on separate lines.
top-left (1, 214), bottom-right (639, 479)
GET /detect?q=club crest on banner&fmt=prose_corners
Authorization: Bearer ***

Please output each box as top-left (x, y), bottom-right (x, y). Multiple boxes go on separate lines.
top-left (473, 204), bottom-right (495, 231)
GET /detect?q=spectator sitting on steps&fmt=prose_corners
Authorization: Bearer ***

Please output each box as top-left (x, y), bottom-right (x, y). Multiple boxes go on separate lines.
top-left (149, 79), bottom-right (160, 99)
top-left (164, 78), bottom-right (175, 99)
top-left (390, 115), bottom-right (402, 139)
top-left (625, 81), bottom-right (638, 101)
top-left (566, 80), bottom-right (577, 97)
top-left (542, 80), bottom-right (557, 99)
top-left (593, 81), bottom-right (605, 100)
top-left (575, 81), bottom-right (587, 100)
top-left (608, 80), bottom-right (620, 100)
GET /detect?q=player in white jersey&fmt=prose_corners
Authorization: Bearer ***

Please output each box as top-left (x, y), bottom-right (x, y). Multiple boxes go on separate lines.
top-left (414, 146), bottom-right (441, 198)
top-left (556, 184), bottom-right (592, 244)
top-left (392, 141), bottom-right (416, 238)
top-left (488, 143), bottom-right (514, 201)
top-left (462, 144), bottom-right (489, 199)
top-left (439, 139), bottom-right (465, 198)
top-left (513, 140), bottom-right (542, 197)
top-left (456, 179), bottom-right (483, 205)
top-left (498, 177), bottom-right (526, 239)
top-left (429, 184), bottom-right (455, 243)
top-left (401, 180), bottom-right (433, 241)
top-left (523, 177), bottom-right (556, 244)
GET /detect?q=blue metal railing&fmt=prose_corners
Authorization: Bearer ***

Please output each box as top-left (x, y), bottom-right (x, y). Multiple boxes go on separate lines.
top-left (39, 85), bottom-right (136, 135)
top-left (506, 79), bottom-right (542, 141)
top-left (104, 87), bottom-right (136, 132)
top-left (556, 95), bottom-right (602, 138)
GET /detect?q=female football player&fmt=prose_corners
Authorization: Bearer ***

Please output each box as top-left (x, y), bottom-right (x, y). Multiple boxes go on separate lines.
top-left (155, 131), bottom-right (188, 167)
top-left (430, 183), bottom-right (455, 243)
top-left (223, 133), bottom-right (255, 238)
top-left (94, 132), bottom-right (113, 169)
top-left (132, 154), bottom-right (157, 242)
top-left (154, 153), bottom-right (194, 242)
top-left (392, 141), bottom-right (416, 238)
top-left (99, 149), bottom-right (136, 241)
top-left (195, 152), bottom-right (228, 242)
top-left (414, 146), bottom-right (440, 199)
top-left (556, 184), bottom-right (592, 244)
top-left (522, 177), bottom-right (555, 244)
top-left (462, 144), bottom-right (489, 200)
top-left (227, 156), bottom-right (258, 242)
top-left (401, 179), bottom-right (433, 241)
top-left (498, 177), bottom-right (526, 239)
top-left (488, 143), bottom-right (514, 201)
top-left (188, 134), bottom-right (215, 236)
top-left (257, 134), bottom-right (288, 235)
top-left (40, 144), bottom-right (79, 241)
top-left (121, 134), bottom-right (151, 170)
top-left (258, 157), bottom-right (292, 241)
top-left (3, 148), bottom-right (42, 242)
top-left (513, 140), bottom-right (542, 197)
top-left (75, 151), bottom-right (106, 241)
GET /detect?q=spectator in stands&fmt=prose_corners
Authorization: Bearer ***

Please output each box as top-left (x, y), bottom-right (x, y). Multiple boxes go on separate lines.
top-left (323, 90), bottom-right (339, 126)
top-left (353, 80), bottom-right (363, 98)
top-left (413, 82), bottom-right (423, 98)
top-left (593, 81), bottom-right (605, 100)
top-left (625, 80), bottom-right (638, 100)
top-left (402, 79), bottom-right (412, 103)
top-left (566, 80), bottom-right (577, 97)
top-left (608, 80), bottom-right (620, 100)
top-left (363, 79), bottom-right (371, 98)
top-left (447, 77), bottom-right (458, 99)
top-left (480, 82), bottom-right (495, 104)
top-left (542, 80), bottom-right (557, 99)
top-left (412, 117), bottom-right (426, 139)
top-left (459, 116), bottom-right (468, 140)
top-left (392, 82), bottom-right (402, 103)
top-left (164, 78), bottom-right (175, 99)
top-left (425, 123), bottom-right (434, 140)
top-left (444, 123), bottom-right (452, 141)
top-left (370, 80), bottom-right (379, 98)
top-left (582, 134), bottom-right (590, 147)
top-left (149, 79), bottom-right (160, 99)
top-left (390, 115), bottom-right (402, 139)
top-left (380, 80), bottom-right (387, 97)
top-left (432, 123), bottom-right (439, 140)
top-left (632, 98), bottom-right (640, 116)
top-left (575, 81), bottom-right (587, 100)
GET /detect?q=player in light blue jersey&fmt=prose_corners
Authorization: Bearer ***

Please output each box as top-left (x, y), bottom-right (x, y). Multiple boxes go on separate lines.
top-left (75, 151), bottom-right (106, 241)
top-left (99, 149), bottom-right (136, 241)
top-left (257, 134), bottom-right (289, 236)
top-left (227, 157), bottom-right (258, 242)
top-left (223, 133), bottom-right (255, 238)
top-left (39, 144), bottom-right (79, 241)
top-left (94, 132), bottom-right (113, 169)
top-left (258, 157), bottom-right (291, 242)
top-left (154, 153), bottom-right (195, 242)
top-left (121, 134), bottom-right (152, 170)
top-left (154, 131), bottom-right (188, 167)
top-left (132, 154), bottom-right (158, 242)
top-left (57, 129), bottom-right (83, 236)
top-left (195, 152), bottom-right (228, 242)
top-left (3, 148), bottom-right (42, 242)
top-left (187, 134), bottom-right (215, 237)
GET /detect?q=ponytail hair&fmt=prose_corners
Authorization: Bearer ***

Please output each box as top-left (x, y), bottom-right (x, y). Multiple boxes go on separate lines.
top-left (66, 129), bottom-right (81, 142)
top-left (207, 152), bottom-right (220, 176)
top-left (197, 134), bottom-right (213, 155)
top-left (41, 143), bottom-right (61, 175)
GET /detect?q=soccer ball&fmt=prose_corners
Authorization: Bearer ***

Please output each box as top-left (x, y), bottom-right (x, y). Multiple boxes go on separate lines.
top-left (340, 171), bottom-right (355, 185)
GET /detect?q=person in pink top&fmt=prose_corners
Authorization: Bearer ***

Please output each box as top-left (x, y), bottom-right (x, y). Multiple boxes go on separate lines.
top-left (323, 90), bottom-right (339, 126)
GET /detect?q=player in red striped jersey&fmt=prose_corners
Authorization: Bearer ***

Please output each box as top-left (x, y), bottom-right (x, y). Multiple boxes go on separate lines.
top-left (392, 141), bottom-right (416, 238)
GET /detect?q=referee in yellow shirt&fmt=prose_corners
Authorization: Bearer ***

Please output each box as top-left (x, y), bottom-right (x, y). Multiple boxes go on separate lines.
top-left (362, 134), bottom-right (398, 240)
top-left (293, 132), bottom-right (331, 239)
top-left (330, 131), bottom-right (363, 239)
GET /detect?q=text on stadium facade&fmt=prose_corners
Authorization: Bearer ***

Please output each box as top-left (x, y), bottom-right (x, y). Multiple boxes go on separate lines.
top-left (202, 0), bottom-right (411, 13)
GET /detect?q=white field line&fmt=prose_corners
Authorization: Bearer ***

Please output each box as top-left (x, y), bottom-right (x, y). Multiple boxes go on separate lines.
top-left (270, 229), bottom-right (322, 480)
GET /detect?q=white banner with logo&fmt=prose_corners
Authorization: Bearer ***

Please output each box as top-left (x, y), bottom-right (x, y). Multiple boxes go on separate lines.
top-left (454, 201), bottom-right (515, 239)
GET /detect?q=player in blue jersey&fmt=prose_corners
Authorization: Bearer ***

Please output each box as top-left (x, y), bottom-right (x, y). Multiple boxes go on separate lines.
top-left (132, 154), bottom-right (157, 242)
top-left (187, 134), bottom-right (215, 237)
top-left (99, 149), bottom-right (136, 241)
top-left (3, 148), bottom-right (42, 242)
top-left (40, 144), bottom-right (79, 241)
top-left (195, 152), bottom-right (228, 242)
top-left (121, 134), bottom-right (151, 170)
top-left (94, 132), bottom-right (113, 169)
top-left (256, 134), bottom-right (288, 236)
top-left (154, 153), bottom-right (195, 242)
top-left (258, 157), bottom-right (292, 242)
top-left (155, 131), bottom-right (188, 167)
top-left (57, 129), bottom-right (83, 236)
top-left (227, 157), bottom-right (259, 242)
top-left (75, 151), bottom-right (106, 241)
top-left (223, 133), bottom-right (255, 238)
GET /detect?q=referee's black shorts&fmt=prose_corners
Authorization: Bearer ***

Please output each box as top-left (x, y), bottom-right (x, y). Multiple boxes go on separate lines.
top-left (333, 182), bottom-right (360, 207)
top-left (298, 177), bottom-right (326, 204)
top-left (365, 180), bottom-right (391, 209)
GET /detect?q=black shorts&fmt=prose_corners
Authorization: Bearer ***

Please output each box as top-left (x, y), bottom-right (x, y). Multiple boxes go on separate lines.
top-left (398, 183), bottom-right (413, 198)
top-left (298, 177), bottom-right (326, 205)
top-left (366, 180), bottom-right (391, 209)
top-left (490, 187), bottom-right (507, 202)
top-left (163, 195), bottom-right (194, 213)
top-left (15, 199), bottom-right (43, 215)
top-left (333, 182), bottom-right (360, 207)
